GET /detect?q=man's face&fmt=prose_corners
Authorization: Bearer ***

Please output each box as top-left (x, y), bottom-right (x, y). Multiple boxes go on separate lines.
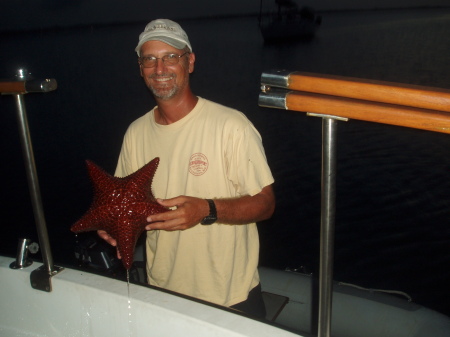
top-left (139, 40), bottom-right (195, 100)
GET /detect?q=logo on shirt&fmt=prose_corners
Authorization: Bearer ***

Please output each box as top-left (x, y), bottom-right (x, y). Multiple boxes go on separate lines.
top-left (189, 153), bottom-right (208, 176)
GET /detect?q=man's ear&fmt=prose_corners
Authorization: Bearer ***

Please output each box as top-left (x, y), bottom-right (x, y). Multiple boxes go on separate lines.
top-left (188, 52), bottom-right (195, 74)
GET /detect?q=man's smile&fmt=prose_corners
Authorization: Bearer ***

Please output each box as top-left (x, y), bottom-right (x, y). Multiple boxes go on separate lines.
top-left (151, 74), bottom-right (175, 83)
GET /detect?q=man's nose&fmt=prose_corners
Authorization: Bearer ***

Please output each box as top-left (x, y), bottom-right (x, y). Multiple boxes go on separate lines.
top-left (154, 58), bottom-right (167, 73)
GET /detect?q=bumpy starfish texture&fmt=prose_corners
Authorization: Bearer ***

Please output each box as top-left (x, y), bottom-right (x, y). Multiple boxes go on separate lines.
top-left (71, 157), bottom-right (168, 270)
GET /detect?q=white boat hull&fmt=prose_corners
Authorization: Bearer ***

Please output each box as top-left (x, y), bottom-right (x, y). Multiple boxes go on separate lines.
top-left (0, 256), bottom-right (299, 337)
top-left (1, 256), bottom-right (449, 337)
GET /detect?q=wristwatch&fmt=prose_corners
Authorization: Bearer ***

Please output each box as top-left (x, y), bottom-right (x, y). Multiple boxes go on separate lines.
top-left (201, 199), bottom-right (217, 225)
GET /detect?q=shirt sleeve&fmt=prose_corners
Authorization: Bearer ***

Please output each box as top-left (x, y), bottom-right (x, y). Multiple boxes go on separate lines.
top-left (226, 122), bottom-right (274, 196)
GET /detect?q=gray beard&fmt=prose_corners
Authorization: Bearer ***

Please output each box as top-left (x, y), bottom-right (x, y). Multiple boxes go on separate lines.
top-left (150, 85), bottom-right (178, 100)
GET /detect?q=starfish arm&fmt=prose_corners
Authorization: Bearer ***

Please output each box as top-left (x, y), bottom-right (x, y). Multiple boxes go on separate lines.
top-left (71, 206), bottom-right (118, 233)
top-left (125, 157), bottom-right (160, 200)
top-left (86, 160), bottom-right (123, 197)
top-left (115, 219), bottom-right (144, 270)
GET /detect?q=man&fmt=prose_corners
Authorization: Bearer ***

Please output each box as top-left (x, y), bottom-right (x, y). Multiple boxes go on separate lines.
top-left (99, 19), bottom-right (275, 318)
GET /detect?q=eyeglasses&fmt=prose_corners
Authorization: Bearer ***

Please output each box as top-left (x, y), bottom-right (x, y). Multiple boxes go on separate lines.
top-left (139, 52), bottom-right (190, 68)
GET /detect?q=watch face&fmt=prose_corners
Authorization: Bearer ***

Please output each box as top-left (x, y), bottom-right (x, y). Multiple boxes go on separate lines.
top-left (201, 214), bottom-right (217, 225)
top-left (201, 217), bottom-right (215, 225)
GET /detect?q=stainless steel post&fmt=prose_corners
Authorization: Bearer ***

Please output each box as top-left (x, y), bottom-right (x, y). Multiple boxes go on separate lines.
top-left (317, 117), bottom-right (338, 337)
top-left (13, 93), bottom-right (55, 274)
top-left (7, 69), bottom-right (63, 292)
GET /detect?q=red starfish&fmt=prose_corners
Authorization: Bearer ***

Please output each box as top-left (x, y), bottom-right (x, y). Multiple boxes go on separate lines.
top-left (71, 157), bottom-right (168, 270)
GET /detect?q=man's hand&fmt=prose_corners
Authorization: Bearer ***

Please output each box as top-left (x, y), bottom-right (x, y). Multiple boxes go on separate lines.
top-left (97, 230), bottom-right (121, 259)
top-left (146, 197), bottom-right (209, 231)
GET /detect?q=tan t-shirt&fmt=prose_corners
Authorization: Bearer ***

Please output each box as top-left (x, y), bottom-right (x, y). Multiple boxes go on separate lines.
top-left (115, 97), bottom-right (274, 306)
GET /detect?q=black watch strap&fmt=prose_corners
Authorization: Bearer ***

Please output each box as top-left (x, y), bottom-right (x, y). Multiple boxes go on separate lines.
top-left (201, 199), bottom-right (217, 225)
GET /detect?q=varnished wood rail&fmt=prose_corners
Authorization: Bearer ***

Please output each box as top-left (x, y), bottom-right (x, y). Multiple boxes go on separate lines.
top-left (260, 71), bottom-right (450, 134)
top-left (0, 78), bottom-right (57, 94)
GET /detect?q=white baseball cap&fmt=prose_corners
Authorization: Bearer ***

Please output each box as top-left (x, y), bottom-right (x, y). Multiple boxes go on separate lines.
top-left (135, 19), bottom-right (192, 56)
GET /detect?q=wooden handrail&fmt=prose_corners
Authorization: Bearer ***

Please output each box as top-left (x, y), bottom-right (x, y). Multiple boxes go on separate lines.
top-left (0, 78), bottom-right (57, 94)
top-left (286, 91), bottom-right (450, 134)
top-left (260, 71), bottom-right (450, 134)
top-left (0, 81), bottom-right (27, 94)
top-left (261, 71), bottom-right (450, 113)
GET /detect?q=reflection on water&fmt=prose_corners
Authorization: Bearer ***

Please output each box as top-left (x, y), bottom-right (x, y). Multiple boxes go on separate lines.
top-left (0, 7), bottom-right (449, 316)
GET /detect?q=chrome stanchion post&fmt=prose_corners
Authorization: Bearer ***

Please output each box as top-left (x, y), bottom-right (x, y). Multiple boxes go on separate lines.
top-left (14, 92), bottom-right (54, 275)
top-left (317, 117), bottom-right (337, 337)
top-left (305, 112), bottom-right (346, 337)
top-left (7, 69), bottom-right (63, 291)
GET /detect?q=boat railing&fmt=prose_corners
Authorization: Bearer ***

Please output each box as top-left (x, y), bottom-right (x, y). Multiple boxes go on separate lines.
top-left (0, 69), bottom-right (63, 292)
top-left (260, 70), bottom-right (450, 133)
top-left (259, 70), bottom-right (450, 337)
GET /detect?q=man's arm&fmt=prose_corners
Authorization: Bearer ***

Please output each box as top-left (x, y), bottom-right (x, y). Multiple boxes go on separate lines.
top-left (145, 184), bottom-right (275, 231)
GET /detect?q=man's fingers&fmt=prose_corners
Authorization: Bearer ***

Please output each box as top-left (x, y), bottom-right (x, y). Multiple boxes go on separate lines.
top-left (97, 230), bottom-right (117, 246)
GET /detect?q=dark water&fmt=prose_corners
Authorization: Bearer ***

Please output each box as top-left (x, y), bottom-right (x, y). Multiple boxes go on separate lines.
top-left (1, 8), bottom-right (449, 317)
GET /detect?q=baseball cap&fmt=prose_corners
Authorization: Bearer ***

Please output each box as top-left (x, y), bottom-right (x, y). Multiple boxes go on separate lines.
top-left (135, 19), bottom-right (192, 56)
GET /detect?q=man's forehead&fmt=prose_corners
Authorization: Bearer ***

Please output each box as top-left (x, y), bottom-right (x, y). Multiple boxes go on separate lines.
top-left (140, 40), bottom-right (181, 55)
